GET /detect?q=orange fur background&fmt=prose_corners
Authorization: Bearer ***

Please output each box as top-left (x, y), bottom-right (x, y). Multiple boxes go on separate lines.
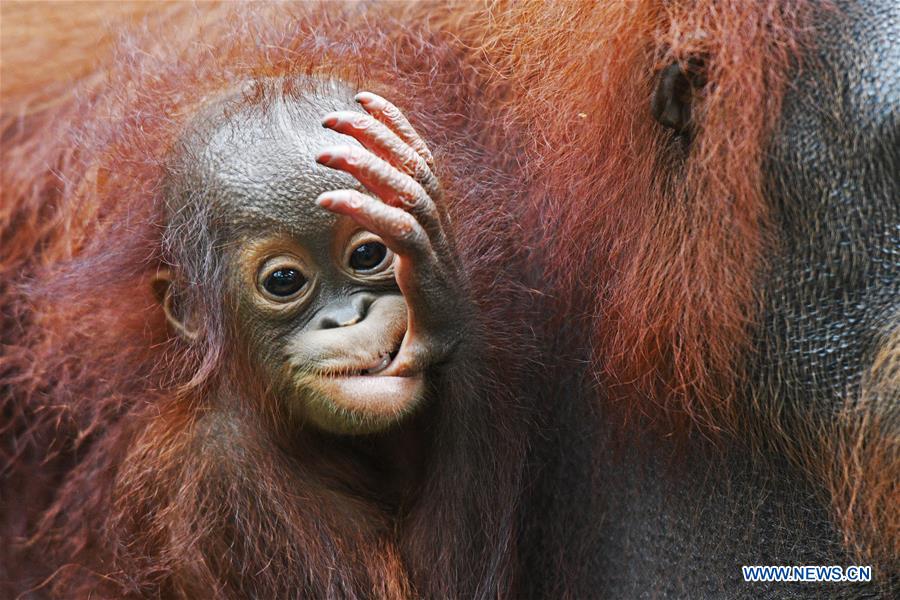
top-left (1, 0), bottom-right (896, 594)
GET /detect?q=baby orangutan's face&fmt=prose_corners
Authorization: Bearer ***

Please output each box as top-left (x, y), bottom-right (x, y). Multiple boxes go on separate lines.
top-left (161, 82), bottom-right (465, 434)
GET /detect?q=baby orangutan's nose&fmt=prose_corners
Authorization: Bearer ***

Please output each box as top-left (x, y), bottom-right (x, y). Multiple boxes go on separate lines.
top-left (312, 292), bottom-right (376, 329)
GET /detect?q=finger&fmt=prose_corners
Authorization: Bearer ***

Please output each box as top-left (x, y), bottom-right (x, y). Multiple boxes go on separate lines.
top-left (321, 110), bottom-right (440, 198)
top-left (316, 145), bottom-right (442, 237)
top-left (386, 260), bottom-right (463, 377)
top-left (315, 190), bottom-right (432, 262)
top-left (355, 92), bottom-right (435, 169)
top-left (387, 334), bottom-right (440, 376)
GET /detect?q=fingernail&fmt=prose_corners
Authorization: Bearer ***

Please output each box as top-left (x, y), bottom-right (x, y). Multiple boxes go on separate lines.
top-left (321, 114), bottom-right (338, 128)
top-left (355, 92), bottom-right (384, 109)
top-left (316, 195), bottom-right (333, 208)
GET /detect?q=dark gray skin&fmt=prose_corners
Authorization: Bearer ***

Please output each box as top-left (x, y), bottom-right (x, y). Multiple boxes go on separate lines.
top-left (522, 0), bottom-right (898, 598)
top-left (160, 81), bottom-right (466, 435)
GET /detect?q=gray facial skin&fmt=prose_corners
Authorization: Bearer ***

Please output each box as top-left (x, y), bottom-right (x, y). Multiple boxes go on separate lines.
top-left (161, 80), bottom-right (465, 434)
top-left (757, 0), bottom-right (899, 420)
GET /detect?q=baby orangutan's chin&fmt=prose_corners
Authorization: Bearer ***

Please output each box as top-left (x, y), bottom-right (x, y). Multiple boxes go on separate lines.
top-left (295, 373), bottom-right (427, 435)
top-left (312, 373), bottom-right (427, 434)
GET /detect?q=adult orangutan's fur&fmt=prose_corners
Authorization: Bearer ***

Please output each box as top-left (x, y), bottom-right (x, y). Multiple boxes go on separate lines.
top-left (1, 1), bottom-right (897, 598)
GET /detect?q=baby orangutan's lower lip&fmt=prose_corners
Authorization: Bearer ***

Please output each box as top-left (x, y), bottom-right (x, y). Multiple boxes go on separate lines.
top-left (317, 372), bottom-right (425, 419)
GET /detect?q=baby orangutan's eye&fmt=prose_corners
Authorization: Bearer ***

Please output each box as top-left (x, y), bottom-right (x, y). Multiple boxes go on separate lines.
top-left (265, 268), bottom-right (306, 296)
top-left (349, 241), bottom-right (389, 272)
top-left (257, 259), bottom-right (308, 301)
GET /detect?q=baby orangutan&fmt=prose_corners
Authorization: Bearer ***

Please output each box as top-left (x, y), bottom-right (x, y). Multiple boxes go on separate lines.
top-left (37, 77), bottom-right (519, 598)
top-left (158, 79), bottom-right (467, 435)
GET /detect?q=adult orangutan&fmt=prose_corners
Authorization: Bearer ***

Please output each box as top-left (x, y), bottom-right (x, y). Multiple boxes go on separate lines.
top-left (1, 1), bottom-right (897, 599)
top-left (416, 0), bottom-right (898, 597)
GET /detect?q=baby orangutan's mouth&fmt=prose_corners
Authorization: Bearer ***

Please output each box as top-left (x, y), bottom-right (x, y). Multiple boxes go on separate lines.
top-left (359, 347), bottom-right (400, 376)
top-left (308, 335), bottom-right (424, 433)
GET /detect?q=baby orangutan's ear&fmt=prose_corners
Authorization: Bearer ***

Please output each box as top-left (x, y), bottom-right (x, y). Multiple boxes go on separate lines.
top-left (152, 267), bottom-right (200, 342)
